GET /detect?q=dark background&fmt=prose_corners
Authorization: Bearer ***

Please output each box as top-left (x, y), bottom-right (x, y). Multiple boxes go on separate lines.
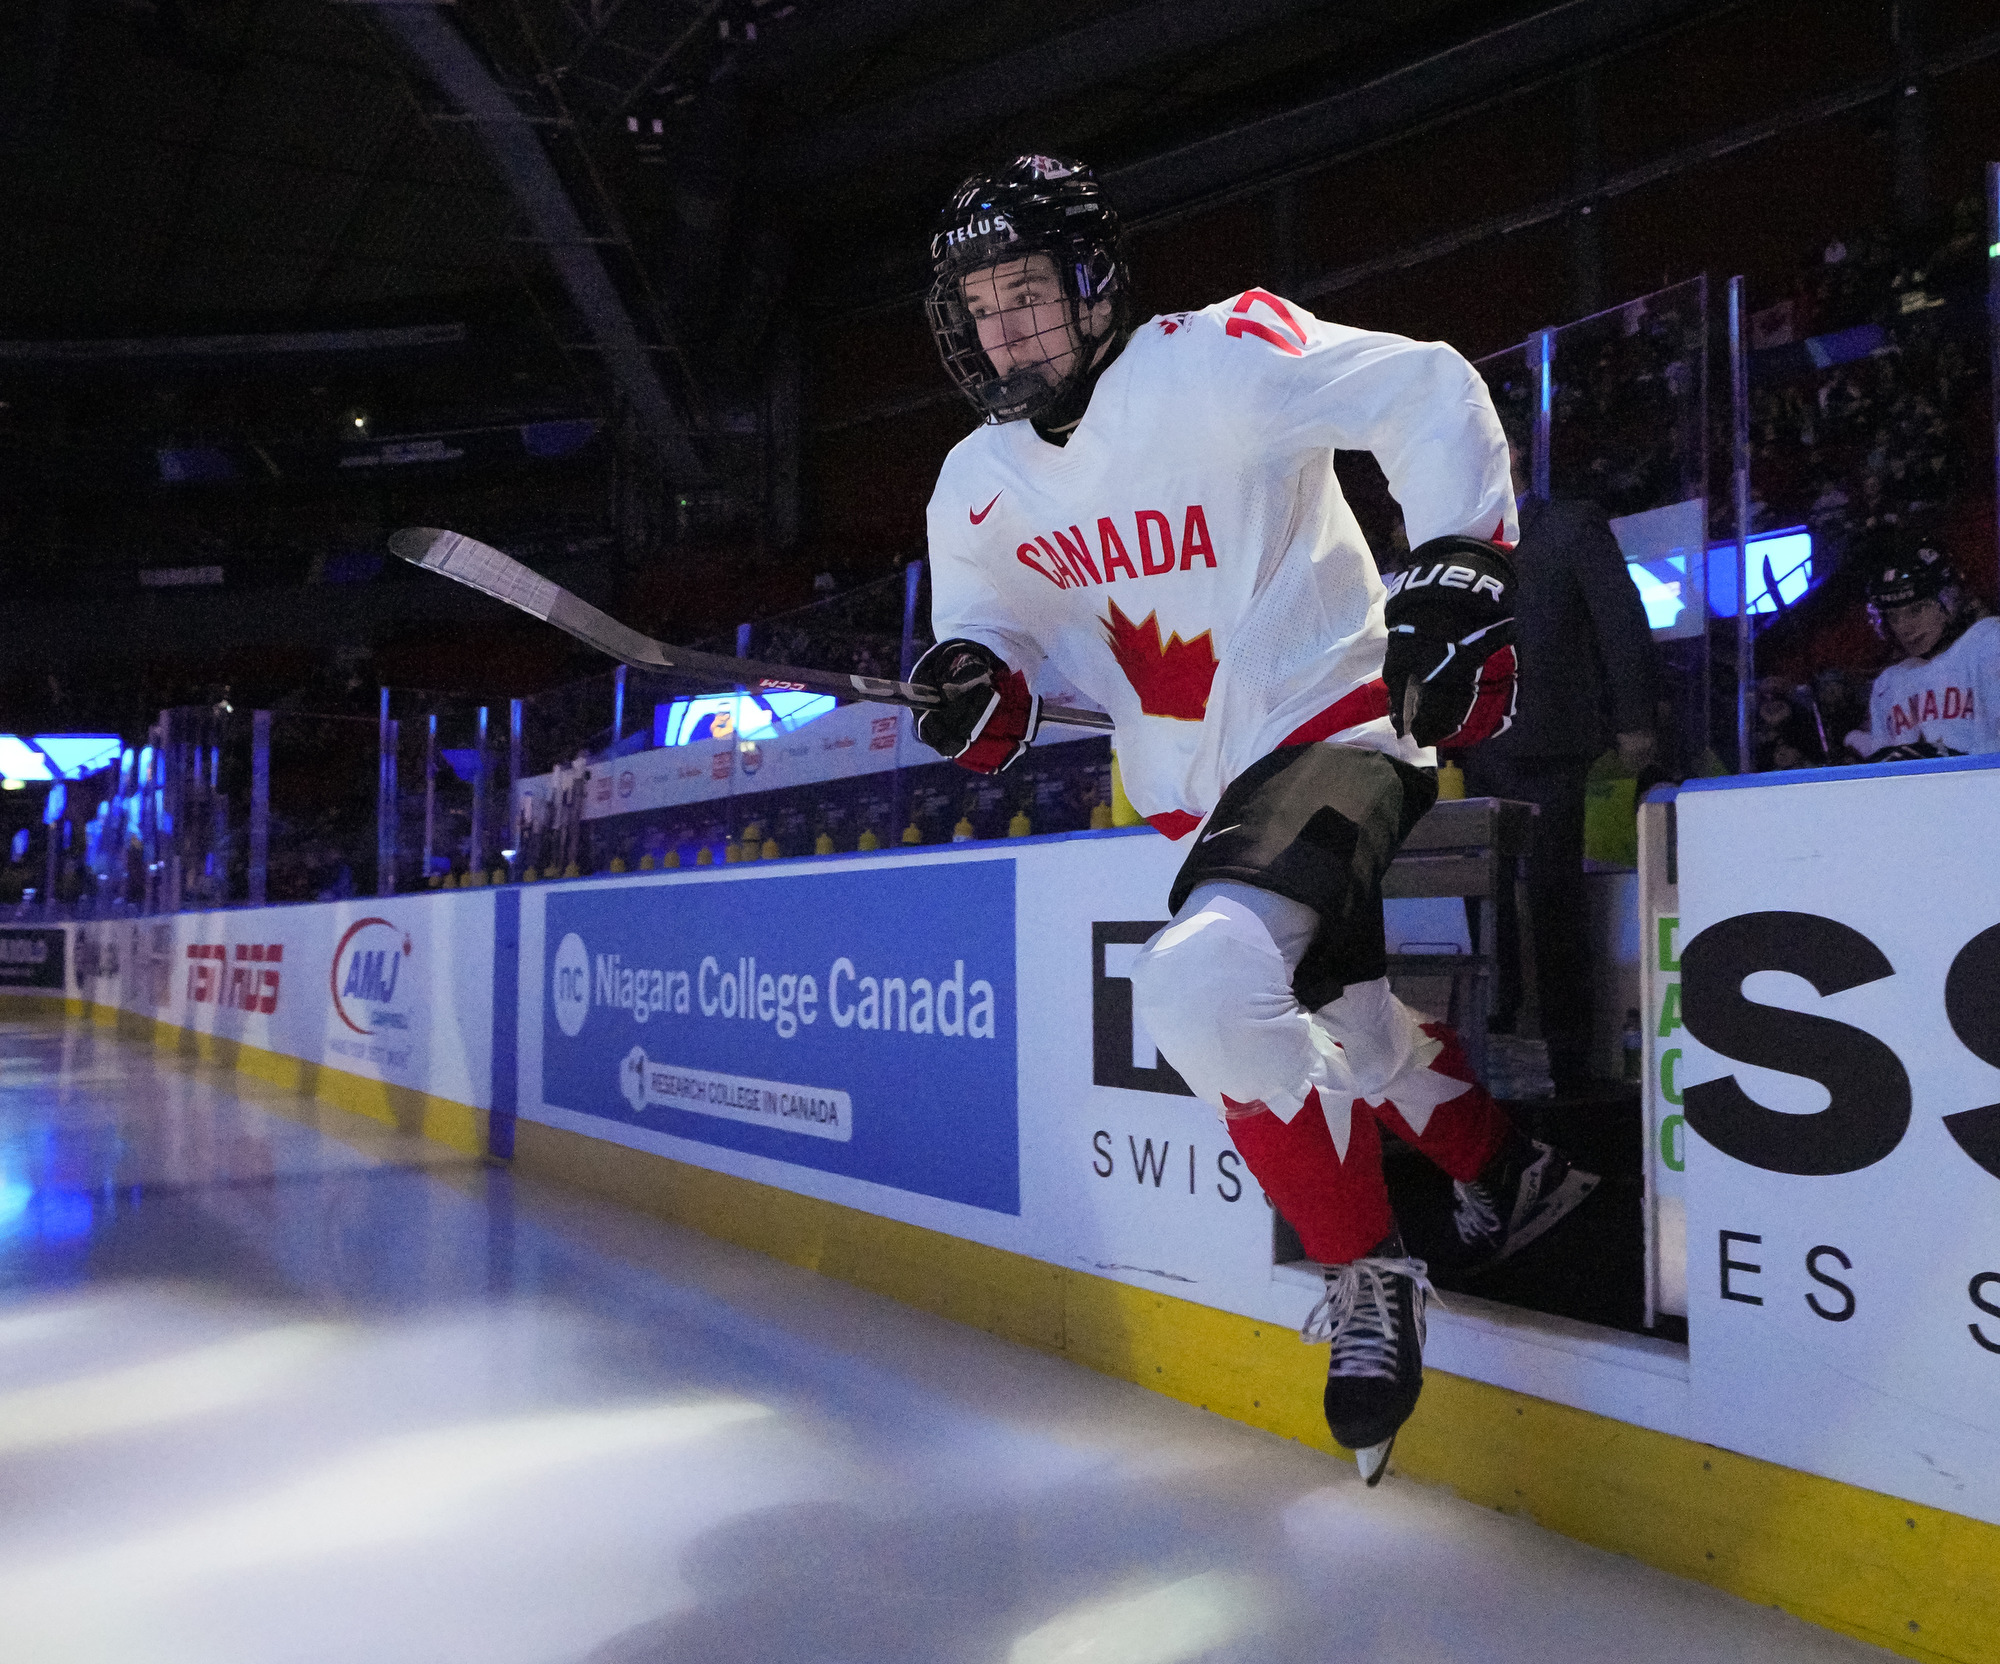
top-left (1, 0), bottom-right (1995, 732)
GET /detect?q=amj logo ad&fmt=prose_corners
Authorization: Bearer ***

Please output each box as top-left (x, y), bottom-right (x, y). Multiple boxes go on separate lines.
top-left (330, 917), bottom-right (414, 1053)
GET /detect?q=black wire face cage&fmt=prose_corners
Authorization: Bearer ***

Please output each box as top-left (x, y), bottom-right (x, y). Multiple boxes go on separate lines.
top-left (926, 241), bottom-right (1125, 424)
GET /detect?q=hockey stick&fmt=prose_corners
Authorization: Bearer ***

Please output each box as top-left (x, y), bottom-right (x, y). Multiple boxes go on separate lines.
top-left (386, 527), bottom-right (1114, 732)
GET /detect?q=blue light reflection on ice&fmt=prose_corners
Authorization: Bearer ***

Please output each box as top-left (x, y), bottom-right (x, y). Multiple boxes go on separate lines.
top-left (0, 1165), bottom-right (97, 1247)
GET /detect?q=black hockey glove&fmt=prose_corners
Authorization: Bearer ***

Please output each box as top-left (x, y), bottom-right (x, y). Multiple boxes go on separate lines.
top-left (1872, 739), bottom-right (1957, 762)
top-left (911, 638), bottom-right (1041, 773)
top-left (1383, 536), bottom-right (1518, 750)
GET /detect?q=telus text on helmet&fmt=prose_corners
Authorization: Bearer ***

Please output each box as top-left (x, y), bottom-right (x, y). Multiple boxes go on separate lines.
top-left (935, 214), bottom-right (1013, 257)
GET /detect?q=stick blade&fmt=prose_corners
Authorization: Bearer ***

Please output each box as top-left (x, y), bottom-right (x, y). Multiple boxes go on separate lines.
top-left (387, 526), bottom-right (559, 621)
top-left (387, 527), bottom-right (446, 566)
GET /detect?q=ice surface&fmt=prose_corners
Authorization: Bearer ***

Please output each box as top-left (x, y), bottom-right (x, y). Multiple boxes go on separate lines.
top-left (0, 1014), bottom-right (1889, 1664)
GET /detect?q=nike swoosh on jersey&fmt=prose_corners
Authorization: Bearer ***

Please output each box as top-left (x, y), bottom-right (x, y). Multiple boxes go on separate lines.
top-left (970, 491), bottom-right (1003, 524)
top-left (1200, 823), bottom-right (1243, 843)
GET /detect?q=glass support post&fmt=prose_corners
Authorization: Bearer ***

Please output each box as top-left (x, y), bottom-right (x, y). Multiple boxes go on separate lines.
top-left (423, 712), bottom-right (438, 883)
top-left (900, 559), bottom-right (924, 677)
top-left (1728, 275), bottom-right (1753, 773)
top-left (470, 705), bottom-right (488, 877)
top-left (163, 711), bottom-right (182, 915)
top-left (1531, 327), bottom-right (1554, 502)
top-left (1696, 274), bottom-right (1713, 771)
top-left (612, 666), bottom-right (625, 746)
top-left (43, 791), bottom-right (58, 919)
top-left (1987, 162), bottom-right (1999, 591)
top-left (377, 687), bottom-right (395, 896)
top-left (141, 721), bottom-right (159, 914)
top-left (509, 697), bottom-right (524, 871)
top-left (248, 710), bottom-right (270, 906)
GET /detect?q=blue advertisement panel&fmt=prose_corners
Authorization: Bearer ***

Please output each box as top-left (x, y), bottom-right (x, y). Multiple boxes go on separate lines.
top-left (542, 861), bottom-right (1018, 1213)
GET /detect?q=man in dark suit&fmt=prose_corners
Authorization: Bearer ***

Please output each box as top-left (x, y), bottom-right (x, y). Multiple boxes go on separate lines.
top-left (1458, 430), bottom-right (1659, 1089)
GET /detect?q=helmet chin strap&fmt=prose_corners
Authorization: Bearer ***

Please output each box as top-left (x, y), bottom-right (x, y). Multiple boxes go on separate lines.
top-left (1030, 325), bottom-right (1129, 444)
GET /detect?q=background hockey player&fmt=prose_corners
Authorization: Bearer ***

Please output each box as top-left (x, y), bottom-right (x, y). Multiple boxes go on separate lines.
top-left (1848, 540), bottom-right (2000, 761)
top-left (909, 154), bottom-right (1596, 1484)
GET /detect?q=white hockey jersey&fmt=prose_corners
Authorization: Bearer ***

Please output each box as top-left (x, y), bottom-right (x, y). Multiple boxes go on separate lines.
top-left (925, 290), bottom-right (1515, 832)
top-left (1862, 615), bottom-right (2000, 757)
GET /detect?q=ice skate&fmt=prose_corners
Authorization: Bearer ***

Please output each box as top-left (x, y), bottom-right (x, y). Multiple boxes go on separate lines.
top-left (1452, 1132), bottom-right (1599, 1273)
top-left (1302, 1229), bottom-right (1435, 1487)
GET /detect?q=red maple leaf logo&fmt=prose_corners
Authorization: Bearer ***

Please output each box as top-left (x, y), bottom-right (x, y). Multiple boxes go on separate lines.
top-left (1101, 598), bottom-right (1218, 721)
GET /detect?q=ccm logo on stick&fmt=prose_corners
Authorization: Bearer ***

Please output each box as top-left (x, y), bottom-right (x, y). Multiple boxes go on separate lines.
top-left (1680, 911), bottom-right (2000, 1180)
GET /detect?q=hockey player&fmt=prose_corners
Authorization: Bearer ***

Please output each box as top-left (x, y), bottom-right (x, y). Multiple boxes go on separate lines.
top-left (1849, 542), bottom-right (2000, 760)
top-left (910, 155), bottom-right (1596, 1484)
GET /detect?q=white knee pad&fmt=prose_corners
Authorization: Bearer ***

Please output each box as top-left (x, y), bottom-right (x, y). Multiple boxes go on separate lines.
top-left (1129, 889), bottom-right (1355, 1121)
top-left (1313, 977), bottom-right (1424, 1099)
top-left (1317, 976), bottom-right (1468, 1134)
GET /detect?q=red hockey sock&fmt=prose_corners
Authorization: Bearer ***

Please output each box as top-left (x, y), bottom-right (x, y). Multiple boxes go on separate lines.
top-left (1367, 1021), bottom-right (1513, 1182)
top-left (1224, 1088), bottom-right (1395, 1266)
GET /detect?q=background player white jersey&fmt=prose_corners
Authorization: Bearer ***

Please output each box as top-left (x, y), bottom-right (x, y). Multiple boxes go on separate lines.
top-left (925, 293), bottom-right (1517, 828)
top-left (1851, 543), bottom-right (1999, 759)
top-left (1864, 617), bottom-right (2000, 756)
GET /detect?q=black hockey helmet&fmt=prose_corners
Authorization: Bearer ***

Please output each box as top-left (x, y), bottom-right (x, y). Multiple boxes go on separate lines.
top-left (926, 154), bottom-right (1130, 424)
top-left (1864, 541), bottom-right (1961, 635)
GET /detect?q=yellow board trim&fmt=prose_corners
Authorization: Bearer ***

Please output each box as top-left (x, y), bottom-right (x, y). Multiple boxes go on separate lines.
top-left (0, 995), bottom-right (487, 1157)
top-left (9, 995), bottom-right (1992, 1663)
top-left (509, 1118), bottom-right (2000, 1664)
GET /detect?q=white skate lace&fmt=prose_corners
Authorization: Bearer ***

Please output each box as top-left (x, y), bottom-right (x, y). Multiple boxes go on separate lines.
top-left (1299, 1254), bottom-right (1438, 1378)
top-left (1451, 1180), bottom-right (1501, 1246)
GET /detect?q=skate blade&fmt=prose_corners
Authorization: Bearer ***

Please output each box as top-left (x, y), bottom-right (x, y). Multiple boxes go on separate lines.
top-left (1357, 1433), bottom-right (1396, 1487)
top-left (1492, 1167), bottom-right (1599, 1265)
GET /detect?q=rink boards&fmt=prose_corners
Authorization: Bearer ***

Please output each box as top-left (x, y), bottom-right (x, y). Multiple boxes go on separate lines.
top-left (15, 754), bottom-right (2000, 1664)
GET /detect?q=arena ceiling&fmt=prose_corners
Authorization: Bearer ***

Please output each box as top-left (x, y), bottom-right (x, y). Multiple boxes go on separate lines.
top-left (0, 0), bottom-right (1746, 353)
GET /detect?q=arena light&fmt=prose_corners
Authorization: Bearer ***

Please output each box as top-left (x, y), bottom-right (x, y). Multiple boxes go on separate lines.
top-left (0, 736), bottom-right (53, 782)
top-left (1610, 499), bottom-right (1707, 641)
top-left (652, 690), bottom-right (835, 748)
top-left (1707, 527), bottom-right (1813, 617)
top-left (31, 735), bottom-right (121, 778)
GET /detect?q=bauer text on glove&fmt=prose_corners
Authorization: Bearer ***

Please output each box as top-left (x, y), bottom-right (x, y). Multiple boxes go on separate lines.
top-left (1382, 537), bottom-right (1519, 750)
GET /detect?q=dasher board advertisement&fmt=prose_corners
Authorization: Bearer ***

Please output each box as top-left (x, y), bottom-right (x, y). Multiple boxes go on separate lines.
top-left (0, 927), bottom-right (66, 991)
top-left (541, 861), bottom-right (1019, 1214)
top-left (71, 894), bottom-right (497, 1111)
top-left (1676, 755), bottom-right (2000, 1526)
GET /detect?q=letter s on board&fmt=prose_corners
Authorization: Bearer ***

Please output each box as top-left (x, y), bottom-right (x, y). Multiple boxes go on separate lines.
top-left (1805, 1245), bottom-right (1856, 1323)
top-left (1971, 1273), bottom-right (2000, 1356)
top-left (1680, 911), bottom-right (1910, 1175)
top-left (1942, 923), bottom-right (2000, 1180)
top-left (1092, 1131), bottom-right (1114, 1178)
